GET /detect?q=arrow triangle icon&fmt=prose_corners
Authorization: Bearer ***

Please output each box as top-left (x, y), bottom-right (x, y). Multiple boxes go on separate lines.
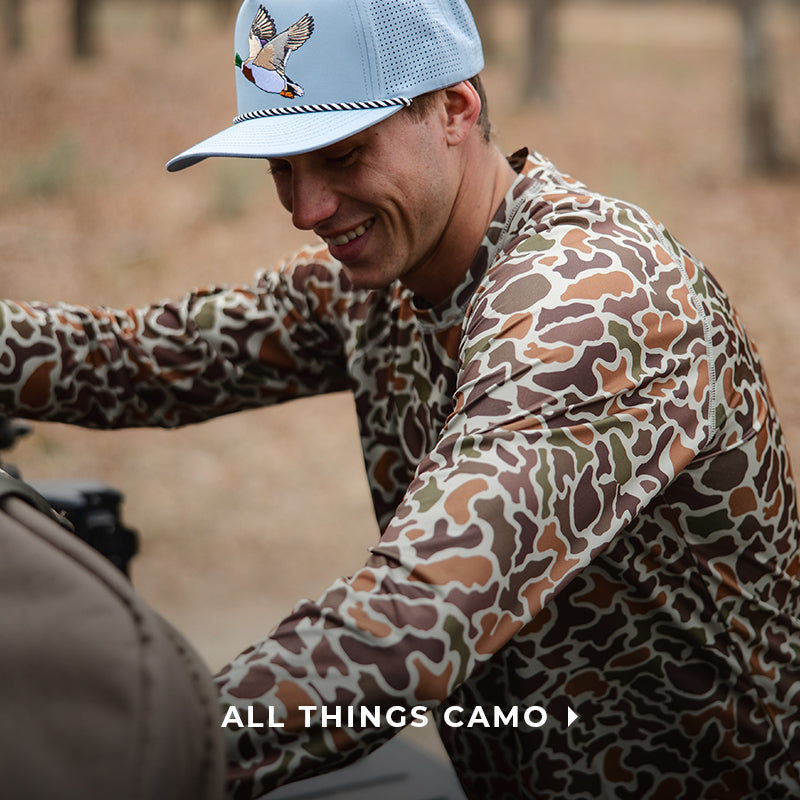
top-left (567, 707), bottom-right (579, 728)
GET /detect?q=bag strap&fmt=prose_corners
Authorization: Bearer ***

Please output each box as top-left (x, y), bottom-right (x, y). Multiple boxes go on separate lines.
top-left (0, 467), bottom-right (74, 532)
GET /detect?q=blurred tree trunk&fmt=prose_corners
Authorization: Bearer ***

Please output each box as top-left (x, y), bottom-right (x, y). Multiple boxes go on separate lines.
top-left (735, 0), bottom-right (784, 172)
top-left (159, 0), bottom-right (184, 40)
top-left (3, 0), bottom-right (23, 52)
top-left (467, 0), bottom-right (494, 56)
top-left (524, 0), bottom-right (560, 103)
top-left (206, 0), bottom-right (239, 22)
top-left (73, 0), bottom-right (99, 58)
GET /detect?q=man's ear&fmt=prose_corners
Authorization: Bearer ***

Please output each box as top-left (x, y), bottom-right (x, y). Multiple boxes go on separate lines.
top-left (442, 81), bottom-right (481, 146)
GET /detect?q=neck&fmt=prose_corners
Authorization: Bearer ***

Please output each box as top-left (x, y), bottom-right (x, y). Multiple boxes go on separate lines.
top-left (404, 140), bottom-right (518, 306)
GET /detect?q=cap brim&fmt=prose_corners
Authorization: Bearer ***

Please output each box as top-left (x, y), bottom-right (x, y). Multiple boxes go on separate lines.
top-left (166, 104), bottom-right (405, 172)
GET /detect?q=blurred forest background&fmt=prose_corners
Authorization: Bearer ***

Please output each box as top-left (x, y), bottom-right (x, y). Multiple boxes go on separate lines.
top-left (1, 0), bottom-right (799, 681)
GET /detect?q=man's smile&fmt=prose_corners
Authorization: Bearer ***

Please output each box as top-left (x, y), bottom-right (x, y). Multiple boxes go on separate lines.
top-left (322, 218), bottom-right (375, 247)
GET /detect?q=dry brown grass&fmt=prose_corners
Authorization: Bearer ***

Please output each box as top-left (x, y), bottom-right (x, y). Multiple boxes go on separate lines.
top-left (1, 0), bottom-right (799, 676)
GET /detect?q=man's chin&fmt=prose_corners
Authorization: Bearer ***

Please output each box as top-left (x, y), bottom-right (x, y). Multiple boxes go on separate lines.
top-left (340, 264), bottom-right (396, 293)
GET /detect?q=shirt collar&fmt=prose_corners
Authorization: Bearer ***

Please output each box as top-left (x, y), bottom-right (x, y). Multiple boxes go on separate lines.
top-left (409, 148), bottom-right (557, 328)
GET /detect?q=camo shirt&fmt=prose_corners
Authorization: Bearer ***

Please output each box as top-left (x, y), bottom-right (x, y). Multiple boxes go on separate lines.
top-left (2, 151), bottom-right (800, 799)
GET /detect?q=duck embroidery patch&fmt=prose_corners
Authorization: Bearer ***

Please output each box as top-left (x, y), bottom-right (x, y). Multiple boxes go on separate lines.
top-left (236, 5), bottom-right (314, 99)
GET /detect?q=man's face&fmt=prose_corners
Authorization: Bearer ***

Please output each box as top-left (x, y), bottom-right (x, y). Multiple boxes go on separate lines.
top-left (267, 105), bottom-right (461, 301)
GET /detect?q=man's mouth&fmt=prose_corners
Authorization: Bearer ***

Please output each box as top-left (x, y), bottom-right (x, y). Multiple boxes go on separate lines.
top-left (323, 218), bottom-right (375, 247)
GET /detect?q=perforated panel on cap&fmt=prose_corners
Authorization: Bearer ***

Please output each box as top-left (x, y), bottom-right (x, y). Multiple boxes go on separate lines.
top-left (167, 0), bottom-right (484, 169)
top-left (368, 0), bottom-right (482, 96)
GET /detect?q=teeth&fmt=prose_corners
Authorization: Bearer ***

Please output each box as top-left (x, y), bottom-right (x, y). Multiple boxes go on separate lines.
top-left (327, 219), bottom-right (373, 247)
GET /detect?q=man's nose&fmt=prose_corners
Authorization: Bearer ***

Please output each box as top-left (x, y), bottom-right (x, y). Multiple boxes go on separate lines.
top-left (290, 171), bottom-right (338, 232)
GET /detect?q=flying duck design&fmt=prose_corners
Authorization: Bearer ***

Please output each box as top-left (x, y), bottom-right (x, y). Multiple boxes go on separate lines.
top-left (240, 6), bottom-right (315, 99)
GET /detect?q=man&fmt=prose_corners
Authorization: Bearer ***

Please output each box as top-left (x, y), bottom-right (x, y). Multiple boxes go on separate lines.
top-left (3, 0), bottom-right (800, 798)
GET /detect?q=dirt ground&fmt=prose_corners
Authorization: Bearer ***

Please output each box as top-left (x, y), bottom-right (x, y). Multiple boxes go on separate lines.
top-left (1, 0), bottom-right (800, 744)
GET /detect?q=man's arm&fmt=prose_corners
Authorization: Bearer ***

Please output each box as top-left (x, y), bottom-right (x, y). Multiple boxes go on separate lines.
top-left (214, 221), bottom-right (718, 798)
top-left (0, 247), bottom-right (350, 428)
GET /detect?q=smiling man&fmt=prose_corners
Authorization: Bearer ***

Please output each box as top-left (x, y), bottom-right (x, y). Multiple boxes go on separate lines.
top-left (3, 1), bottom-right (800, 799)
top-left (262, 82), bottom-right (515, 303)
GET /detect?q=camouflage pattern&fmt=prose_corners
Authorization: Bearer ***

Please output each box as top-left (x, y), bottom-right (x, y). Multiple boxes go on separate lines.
top-left (2, 151), bottom-right (800, 799)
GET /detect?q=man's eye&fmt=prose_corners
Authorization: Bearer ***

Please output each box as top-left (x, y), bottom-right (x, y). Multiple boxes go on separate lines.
top-left (328, 148), bottom-right (358, 167)
top-left (267, 161), bottom-right (290, 176)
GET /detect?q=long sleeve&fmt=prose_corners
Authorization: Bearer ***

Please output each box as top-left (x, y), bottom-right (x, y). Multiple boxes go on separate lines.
top-left (0, 248), bottom-right (352, 427)
top-left (215, 193), bottom-right (725, 798)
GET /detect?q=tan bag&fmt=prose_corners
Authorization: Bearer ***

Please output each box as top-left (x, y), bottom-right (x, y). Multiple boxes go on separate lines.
top-left (0, 470), bottom-right (225, 800)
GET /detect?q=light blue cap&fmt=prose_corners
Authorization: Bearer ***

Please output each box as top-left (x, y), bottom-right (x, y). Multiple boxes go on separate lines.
top-left (166, 0), bottom-right (483, 171)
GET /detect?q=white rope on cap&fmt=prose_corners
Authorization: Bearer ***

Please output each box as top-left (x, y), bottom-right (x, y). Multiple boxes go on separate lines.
top-left (234, 97), bottom-right (412, 124)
